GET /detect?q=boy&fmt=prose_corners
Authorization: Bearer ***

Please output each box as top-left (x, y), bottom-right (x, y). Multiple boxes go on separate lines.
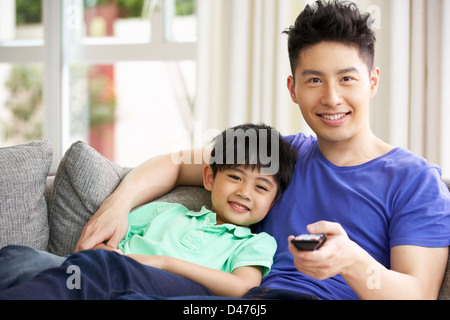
top-left (0, 123), bottom-right (297, 299)
top-left (76, 0), bottom-right (450, 300)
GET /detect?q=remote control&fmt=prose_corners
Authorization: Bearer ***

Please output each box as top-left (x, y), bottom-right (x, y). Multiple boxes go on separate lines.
top-left (291, 234), bottom-right (326, 251)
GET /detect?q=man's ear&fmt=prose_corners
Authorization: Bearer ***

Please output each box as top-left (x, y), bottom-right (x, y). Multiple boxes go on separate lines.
top-left (369, 67), bottom-right (380, 99)
top-left (203, 165), bottom-right (214, 191)
top-left (287, 75), bottom-right (299, 104)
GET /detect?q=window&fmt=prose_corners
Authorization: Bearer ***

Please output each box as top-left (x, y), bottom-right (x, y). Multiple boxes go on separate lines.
top-left (0, 0), bottom-right (198, 171)
top-left (0, 0), bottom-right (44, 145)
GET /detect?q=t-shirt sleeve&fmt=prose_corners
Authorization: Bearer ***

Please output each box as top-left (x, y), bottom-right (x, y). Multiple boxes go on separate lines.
top-left (228, 232), bottom-right (278, 277)
top-left (389, 167), bottom-right (450, 248)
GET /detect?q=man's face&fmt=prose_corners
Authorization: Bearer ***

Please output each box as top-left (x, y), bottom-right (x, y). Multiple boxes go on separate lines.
top-left (287, 41), bottom-right (380, 146)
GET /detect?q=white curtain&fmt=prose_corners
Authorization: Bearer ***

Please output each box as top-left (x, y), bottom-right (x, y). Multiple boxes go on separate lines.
top-left (367, 0), bottom-right (450, 176)
top-left (195, 0), bottom-right (312, 137)
top-left (194, 0), bottom-right (450, 176)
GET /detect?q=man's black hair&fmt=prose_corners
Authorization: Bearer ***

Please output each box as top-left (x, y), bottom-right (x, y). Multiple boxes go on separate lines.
top-left (284, 0), bottom-right (376, 78)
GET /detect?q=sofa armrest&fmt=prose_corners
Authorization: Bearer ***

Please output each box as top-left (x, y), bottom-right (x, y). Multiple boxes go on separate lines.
top-left (439, 248), bottom-right (450, 300)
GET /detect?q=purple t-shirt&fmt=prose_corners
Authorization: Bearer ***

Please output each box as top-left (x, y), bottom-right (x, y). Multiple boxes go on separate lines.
top-left (257, 133), bottom-right (450, 300)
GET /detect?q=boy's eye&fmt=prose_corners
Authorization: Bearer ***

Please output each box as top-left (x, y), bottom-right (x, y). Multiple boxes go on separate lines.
top-left (228, 175), bottom-right (241, 181)
top-left (256, 185), bottom-right (268, 191)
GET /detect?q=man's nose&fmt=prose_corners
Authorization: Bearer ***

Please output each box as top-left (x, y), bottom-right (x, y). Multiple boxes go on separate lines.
top-left (321, 83), bottom-right (343, 107)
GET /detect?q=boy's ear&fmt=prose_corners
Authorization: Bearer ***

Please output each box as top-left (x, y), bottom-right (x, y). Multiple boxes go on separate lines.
top-left (203, 165), bottom-right (214, 191)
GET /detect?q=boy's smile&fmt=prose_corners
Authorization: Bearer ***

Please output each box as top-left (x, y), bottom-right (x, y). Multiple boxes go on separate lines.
top-left (228, 201), bottom-right (250, 213)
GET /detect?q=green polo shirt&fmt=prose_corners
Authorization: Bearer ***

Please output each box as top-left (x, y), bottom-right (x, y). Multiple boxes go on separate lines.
top-left (118, 202), bottom-right (277, 277)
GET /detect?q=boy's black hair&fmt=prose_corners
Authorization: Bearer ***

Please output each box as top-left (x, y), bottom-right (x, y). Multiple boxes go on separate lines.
top-left (284, 0), bottom-right (376, 78)
top-left (208, 123), bottom-right (297, 201)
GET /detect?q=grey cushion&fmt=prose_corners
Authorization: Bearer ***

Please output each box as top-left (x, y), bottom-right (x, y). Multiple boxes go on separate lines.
top-left (152, 186), bottom-right (211, 212)
top-left (439, 247), bottom-right (450, 300)
top-left (443, 178), bottom-right (450, 191)
top-left (0, 141), bottom-right (53, 250)
top-left (48, 141), bottom-right (131, 256)
top-left (438, 180), bottom-right (450, 300)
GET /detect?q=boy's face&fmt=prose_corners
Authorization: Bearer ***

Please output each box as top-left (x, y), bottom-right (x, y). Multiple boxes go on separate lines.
top-left (203, 165), bottom-right (278, 227)
top-left (287, 41), bottom-right (380, 146)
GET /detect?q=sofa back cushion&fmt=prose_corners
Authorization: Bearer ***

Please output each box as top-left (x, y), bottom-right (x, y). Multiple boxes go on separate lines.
top-left (0, 141), bottom-right (53, 250)
top-left (48, 141), bottom-right (131, 256)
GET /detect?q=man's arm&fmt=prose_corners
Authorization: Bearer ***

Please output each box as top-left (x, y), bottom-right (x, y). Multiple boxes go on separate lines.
top-left (289, 221), bottom-right (448, 299)
top-left (75, 148), bottom-right (208, 252)
top-left (127, 254), bottom-right (262, 297)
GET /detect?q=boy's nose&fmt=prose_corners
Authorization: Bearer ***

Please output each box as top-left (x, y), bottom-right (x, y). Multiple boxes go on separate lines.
top-left (236, 184), bottom-right (251, 199)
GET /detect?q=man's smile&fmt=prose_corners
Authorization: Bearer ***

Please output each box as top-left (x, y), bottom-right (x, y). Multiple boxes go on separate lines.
top-left (319, 112), bottom-right (350, 120)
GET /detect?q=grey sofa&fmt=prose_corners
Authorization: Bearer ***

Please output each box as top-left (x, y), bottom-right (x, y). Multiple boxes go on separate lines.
top-left (1, 140), bottom-right (449, 299)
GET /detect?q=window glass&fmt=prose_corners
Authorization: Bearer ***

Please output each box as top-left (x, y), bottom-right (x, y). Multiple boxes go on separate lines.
top-left (69, 61), bottom-right (195, 166)
top-left (0, 0), bottom-right (43, 42)
top-left (165, 0), bottom-right (197, 42)
top-left (83, 0), bottom-right (150, 40)
top-left (0, 63), bottom-right (44, 146)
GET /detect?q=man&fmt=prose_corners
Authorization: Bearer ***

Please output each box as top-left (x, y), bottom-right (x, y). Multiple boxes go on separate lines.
top-left (75, 0), bottom-right (450, 299)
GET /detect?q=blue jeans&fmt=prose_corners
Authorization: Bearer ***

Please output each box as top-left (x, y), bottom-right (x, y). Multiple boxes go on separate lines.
top-left (0, 247), bottom-right (316, 300)
top-left (0, 245), bottom-right (66, 290)
top-left (0, 249), bottom-right (215, 300)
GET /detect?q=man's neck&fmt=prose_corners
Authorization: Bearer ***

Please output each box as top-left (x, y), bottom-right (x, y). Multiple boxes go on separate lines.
top-left (317, 132), bottom-right (394, 167)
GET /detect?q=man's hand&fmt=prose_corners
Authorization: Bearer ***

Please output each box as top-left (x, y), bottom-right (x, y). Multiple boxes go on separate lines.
top-left (75, 194), bottom-right (131, 252)
top-left (92, 243), bottom-right (124, 255)
top-left (289, 220), bottom-right (448, 299)
top-left (288, 221), bottom-right (358, 280)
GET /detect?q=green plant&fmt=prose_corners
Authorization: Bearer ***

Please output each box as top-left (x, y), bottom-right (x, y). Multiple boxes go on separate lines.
top-left (176, 0), bottom-right (195, 16)
top-left (16, 0), bottom-right (42, 24)
top-left (88, 73), bottom-right (116, 128)
top-left (2, 65), bottom-right (43, 142)
top-left (85, 0), bottom-right (143, 17)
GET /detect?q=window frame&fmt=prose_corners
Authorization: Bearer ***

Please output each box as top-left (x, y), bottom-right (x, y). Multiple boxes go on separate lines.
top-left (0, 0), bottom-right (197, 173)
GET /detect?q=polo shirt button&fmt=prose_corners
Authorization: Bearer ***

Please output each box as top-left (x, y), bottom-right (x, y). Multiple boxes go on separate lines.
top-left (199, 230), bottom-right (205, 235)
top-left (205, 217), bottom-right (211, 223)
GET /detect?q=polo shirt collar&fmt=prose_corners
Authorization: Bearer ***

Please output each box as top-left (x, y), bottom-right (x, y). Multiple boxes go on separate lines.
top-left (186, 206), bottom-right (253, 239)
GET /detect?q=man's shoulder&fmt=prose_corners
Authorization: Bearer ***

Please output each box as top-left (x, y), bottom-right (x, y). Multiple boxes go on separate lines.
top-left (283, 132), bottom-right (317, 150)
top-left (382, 148), bottom-right (441, 176)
